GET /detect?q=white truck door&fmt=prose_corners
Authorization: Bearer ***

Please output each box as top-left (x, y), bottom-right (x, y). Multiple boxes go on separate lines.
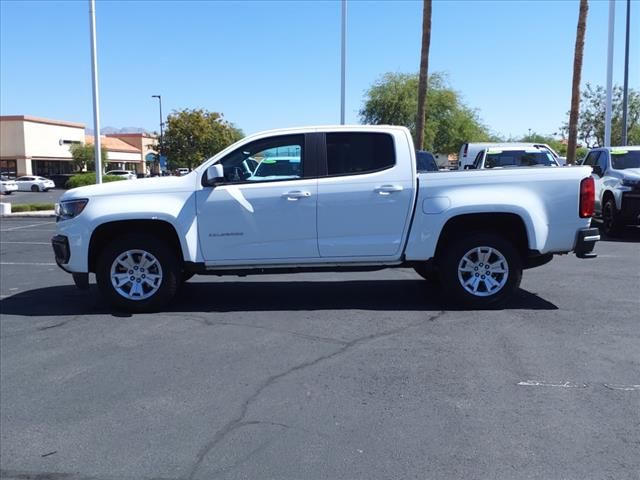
top-left (316, 131), bottom-right (415, 258)
top-left (196, 134), bottom-right (319, 262)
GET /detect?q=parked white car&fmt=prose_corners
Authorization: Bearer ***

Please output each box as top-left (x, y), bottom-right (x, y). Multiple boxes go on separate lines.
top-left (581, 146), bottom-right (640, 235)
top-left (14, 176), bottom-right (55, 192)
top-left (458, 142), bottom-right (563, 169)
top-left (0, 176), bottom-right (18, 195)
top-left (463, 146), bottom-right (559, 170)
top-left (105, 170), bottom-right (136, 180)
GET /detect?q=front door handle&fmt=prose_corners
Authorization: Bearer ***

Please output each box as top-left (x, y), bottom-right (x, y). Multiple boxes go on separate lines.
top-left (375, 184), bottom-right (403, 195)
top-left (282, 190), bottom-right (311, 201)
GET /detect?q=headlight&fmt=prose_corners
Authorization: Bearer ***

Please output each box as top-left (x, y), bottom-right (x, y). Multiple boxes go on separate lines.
top-left (621, 178), bottom-right (640, 187)
top-left (55, 199), bottom-right (89, 221)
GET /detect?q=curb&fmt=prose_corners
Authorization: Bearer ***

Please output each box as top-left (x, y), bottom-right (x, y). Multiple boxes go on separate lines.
top-left (0, 210), bottom-right (56, 218)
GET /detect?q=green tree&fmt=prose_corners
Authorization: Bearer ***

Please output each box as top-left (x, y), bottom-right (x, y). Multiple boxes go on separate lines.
top-left (69, 143), bottom-right (108, 172)
top-left (162, 109), bottom-right (244, 170)
top-left (360, 72), bottom-right (492, 154)
top-left (563, 84), bottom-right (640, 148)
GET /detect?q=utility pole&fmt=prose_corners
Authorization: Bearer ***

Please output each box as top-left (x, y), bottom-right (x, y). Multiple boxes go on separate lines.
top-left (604, 0), bottom-right (615, 147)
top-left (621, 0), bottom-right (631, 146)
top-left (152, 95), bottom-right (163, 173)
top-left (340, 0), bottom-right (346, 125)
top-left (89, 0), bottom-right (102, 183)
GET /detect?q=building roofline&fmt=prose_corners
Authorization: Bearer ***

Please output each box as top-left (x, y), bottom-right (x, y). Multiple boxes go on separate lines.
top-left (0, 115), bottom-right (85, 128)
top-left (106, 132), bottom-right (156, 139)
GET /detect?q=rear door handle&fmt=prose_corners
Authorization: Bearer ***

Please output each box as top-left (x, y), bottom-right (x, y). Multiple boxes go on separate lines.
top-left (282, 190), bottom-right (311, 201)
top-left (375, 184), bottom-right (403, 195)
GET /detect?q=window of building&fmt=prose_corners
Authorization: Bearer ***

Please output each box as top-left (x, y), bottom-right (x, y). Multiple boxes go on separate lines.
top-left (0, 160), bottom-right (17, 178)
top-left (32, 160), bottom-right (74, 177)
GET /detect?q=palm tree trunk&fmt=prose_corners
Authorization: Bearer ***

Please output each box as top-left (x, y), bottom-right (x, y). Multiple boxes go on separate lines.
top-left (567, 0), bottom-right (589, 164)
top-left (415, 0), bottom-right (432, 151)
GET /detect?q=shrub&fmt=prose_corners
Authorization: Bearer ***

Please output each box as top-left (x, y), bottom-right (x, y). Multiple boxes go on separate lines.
top-left (11, 203), bottom-right (55, 212)
top-left (66, 173), bottom-right (125, 189)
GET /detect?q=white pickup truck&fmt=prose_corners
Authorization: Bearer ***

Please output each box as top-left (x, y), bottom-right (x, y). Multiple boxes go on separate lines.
top-left (52, 126), bottom-right (599, 312)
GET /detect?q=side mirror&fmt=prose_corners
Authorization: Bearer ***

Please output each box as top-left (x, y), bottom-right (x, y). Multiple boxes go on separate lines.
top-left (203, 164), bottom-right (224, 186)
top-left (592, 165), bottom-right (603, 177)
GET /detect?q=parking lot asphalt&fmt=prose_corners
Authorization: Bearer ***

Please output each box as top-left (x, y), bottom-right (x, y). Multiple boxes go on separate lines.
top-left (0, 218), bottom-right (639, 480)
top-left (0, 188), bottom-right (64, 206)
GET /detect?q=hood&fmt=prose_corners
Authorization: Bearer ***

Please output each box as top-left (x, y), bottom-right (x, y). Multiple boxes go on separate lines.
top-left (61, 173), bottom-right (197, 201)
top-left (621, 168), bottom-right (640, 179)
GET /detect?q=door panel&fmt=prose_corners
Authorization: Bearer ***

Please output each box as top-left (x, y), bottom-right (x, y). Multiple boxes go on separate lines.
top-left (317, 170), bottom-right (413, 257)
top-left (196, 179), bottom-right (318, 262)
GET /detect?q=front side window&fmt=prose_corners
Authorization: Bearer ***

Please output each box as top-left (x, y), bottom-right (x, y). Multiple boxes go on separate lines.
top-left (610, 150), bottom-right (640, 170)
top-left (326, 132), bottom-right (395, 176)
top-left (216, 135), bottom-right (304, 184)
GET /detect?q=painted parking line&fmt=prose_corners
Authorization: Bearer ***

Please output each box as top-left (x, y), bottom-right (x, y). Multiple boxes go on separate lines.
top-left (0, 262), bottom-right (57, 266)
top-left (0, 221), bottom-right (55, 232)
top-left (517, 380), bottom-right (587, 388)
top-left (0, 241), bottom-right (51, 245)
top-left (603, 384), bottom-right (640, 391)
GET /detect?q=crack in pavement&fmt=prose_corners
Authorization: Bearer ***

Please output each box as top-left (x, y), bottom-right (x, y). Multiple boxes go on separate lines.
top-left (186, 310), bottom-right (445, 479)
top-left (177, 313), bottom-right (350, 346)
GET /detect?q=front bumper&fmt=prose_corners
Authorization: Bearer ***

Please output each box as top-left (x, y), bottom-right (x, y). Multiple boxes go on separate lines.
top-left (620, 191), bottom-right (640, 224)
top-left (574, 227), bottom-right (600, 259)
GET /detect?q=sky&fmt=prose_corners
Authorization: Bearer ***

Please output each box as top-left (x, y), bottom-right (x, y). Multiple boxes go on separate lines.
top-left (0, 0), bottom-right (638, 140)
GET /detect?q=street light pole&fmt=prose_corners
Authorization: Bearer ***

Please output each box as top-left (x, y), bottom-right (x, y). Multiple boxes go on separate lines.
top-left (621, 0), bottom-right (631, 146)
top-left (340, 0), bottom-right (346, 125)
top-left (152, 95), bottom-right (163, 173)
top-left (89, 0), bottom-right (102, 183)
top-left (604, 0), bottom-right (615, 147)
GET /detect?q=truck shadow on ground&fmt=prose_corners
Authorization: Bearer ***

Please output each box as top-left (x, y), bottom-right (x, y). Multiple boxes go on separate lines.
top-left (0, 280), bottom-right (557, 317)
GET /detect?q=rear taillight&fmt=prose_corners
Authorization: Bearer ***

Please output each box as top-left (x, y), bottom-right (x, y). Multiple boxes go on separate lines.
top-left (463, 143), bottom-right (469, 157)
top-left (579, 176), bottom-right (595, 218)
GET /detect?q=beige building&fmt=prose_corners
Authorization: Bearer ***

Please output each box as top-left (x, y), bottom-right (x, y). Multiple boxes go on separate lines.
top-left (0, 115), bottom-right (156, 177)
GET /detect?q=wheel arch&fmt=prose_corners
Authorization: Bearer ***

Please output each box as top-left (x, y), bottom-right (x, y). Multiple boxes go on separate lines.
top-left (88, 219), bottom-right (184, 273)
top-left (434, 213), bottom-right (530, 262)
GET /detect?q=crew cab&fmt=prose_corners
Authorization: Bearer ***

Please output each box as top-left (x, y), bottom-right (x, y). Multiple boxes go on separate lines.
top-left (463, 145), bottom-right (559, 170)
top-left (52, 126), bottom-right (599, 312)
top-left (581, 146), bottom-right (640, 235)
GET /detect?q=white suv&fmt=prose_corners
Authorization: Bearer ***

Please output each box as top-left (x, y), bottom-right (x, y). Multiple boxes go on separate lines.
top-left (581, 146), bottom-right (640, 235)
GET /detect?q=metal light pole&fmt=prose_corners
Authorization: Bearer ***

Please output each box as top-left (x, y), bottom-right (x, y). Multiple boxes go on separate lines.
top-left (340, 0), bottom-right (346, 125)
top-left (621, 0), bottom-right (631, 146)
top-left (89, 0), bottom-right (102, 183)
top-left (604, 0), bottom-right (615, 147)
top-left (152, 95), bottom-right (163, 173)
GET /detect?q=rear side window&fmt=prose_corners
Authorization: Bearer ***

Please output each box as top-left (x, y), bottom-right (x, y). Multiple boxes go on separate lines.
top-left (326, 133), bottom-right (395, 176)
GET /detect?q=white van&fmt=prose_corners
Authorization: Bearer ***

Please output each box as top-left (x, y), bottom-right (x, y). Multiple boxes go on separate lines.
top-left (458, 142), bottom-right (565, 169)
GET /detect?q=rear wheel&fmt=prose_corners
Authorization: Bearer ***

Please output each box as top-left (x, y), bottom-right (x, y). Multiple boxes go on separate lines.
top-left (96, 234), bottom-right (180, 312)
top-left (437, 232), bottom-right (522, 308)
top-left (601, 197), bottom-right (622, 237)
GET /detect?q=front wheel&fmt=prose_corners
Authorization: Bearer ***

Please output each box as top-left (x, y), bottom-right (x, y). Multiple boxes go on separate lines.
top-left (437, 232), bottom-right (522, 308)
top-left (601, 197), bottom-right (622, 237)
top-left (96, 234), bottom-right (180, 312)
top-left (30, 185), bottom-right (39, 192)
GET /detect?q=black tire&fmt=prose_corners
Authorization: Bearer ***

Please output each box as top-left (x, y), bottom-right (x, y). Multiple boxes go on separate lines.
top-left (182, 271), bottom-right (195, 283)
top-left (437, 232), bottom-right (522, 308)
top-left (30, 185), bottom-right (39, 192)
top-left (601, 197), bottom-right (622, 237)
top-left (95, 233), bottom-right (180, 312)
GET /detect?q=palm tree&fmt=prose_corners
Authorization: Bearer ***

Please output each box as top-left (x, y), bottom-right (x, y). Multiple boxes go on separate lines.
top-left (567, 0), bottom-right (589, 164)
top-left (415, 0), bottom-right (432, 151)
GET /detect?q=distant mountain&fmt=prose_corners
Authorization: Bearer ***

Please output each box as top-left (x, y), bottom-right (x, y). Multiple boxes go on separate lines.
top-left (86, 126), bottom-right (150, 135)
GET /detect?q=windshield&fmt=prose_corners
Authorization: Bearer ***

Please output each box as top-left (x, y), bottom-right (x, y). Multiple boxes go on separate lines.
top-left (611, 150), bottom-right (640, 170)
top-left (484, 150), bottom-right (557, 168)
